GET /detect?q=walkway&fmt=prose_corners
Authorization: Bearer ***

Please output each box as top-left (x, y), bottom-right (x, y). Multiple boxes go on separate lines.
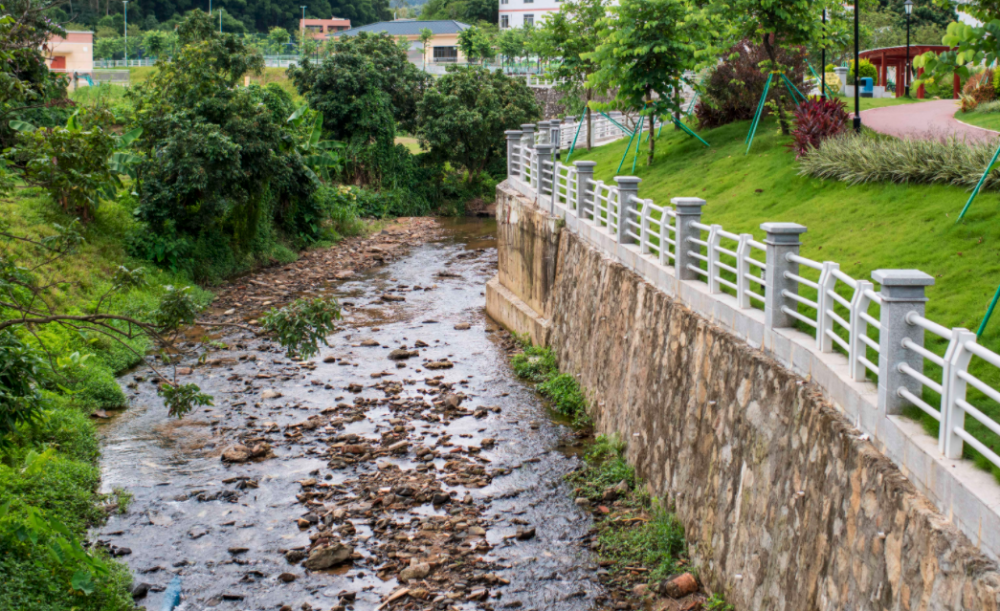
top-left (861, 99), bottom-right (999, 143)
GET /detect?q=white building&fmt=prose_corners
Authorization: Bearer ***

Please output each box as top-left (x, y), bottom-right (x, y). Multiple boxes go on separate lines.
top-left (499, 0), bottom-right (557, 29)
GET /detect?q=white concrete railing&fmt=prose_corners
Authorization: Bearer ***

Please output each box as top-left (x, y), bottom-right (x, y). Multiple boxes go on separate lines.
top-left (504, 120), bottom-right (1000, 558)
top-left (530, 114), bottom-right (629, 151)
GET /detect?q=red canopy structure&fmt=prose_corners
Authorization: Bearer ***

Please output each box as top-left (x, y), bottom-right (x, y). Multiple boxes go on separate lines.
top-left (859, 45), bottom-right (959, 99)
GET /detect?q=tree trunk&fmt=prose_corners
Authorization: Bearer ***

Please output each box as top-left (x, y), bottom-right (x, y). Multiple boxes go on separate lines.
top-left (646, 88), bottom-right (654, 167)
top-left (762, 33), bottom-right (790, 136)
top-left (585, 90), bottom-right (593, 150)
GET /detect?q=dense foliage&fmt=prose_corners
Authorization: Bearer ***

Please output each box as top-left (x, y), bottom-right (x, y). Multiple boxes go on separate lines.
top-left (417, 67), bottom-right (540, 179)
top-left (789, 96), bottom-right (849, 157)
top-left (695, 40), bottom-right (808, 129)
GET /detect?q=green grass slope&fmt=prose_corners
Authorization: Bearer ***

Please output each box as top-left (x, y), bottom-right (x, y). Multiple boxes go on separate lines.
top-left (571, 116), bottom-right (1000, 478)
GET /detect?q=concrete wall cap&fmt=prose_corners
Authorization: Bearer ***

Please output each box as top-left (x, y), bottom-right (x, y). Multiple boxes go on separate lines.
top-left (872, 269), bottom-right (935, 287)
top-left (760, 222), bottom-right (807, 235)
top-left (615, 176), bottom-right (642, 187)
top-left (671, 197), bottom-right (706, 207)
top-left (505, 130), bottom-right (523, 137)
top-left (520, 124), bottom-right (536, 132)
top-left (574, 161), bottom-right (598, 170)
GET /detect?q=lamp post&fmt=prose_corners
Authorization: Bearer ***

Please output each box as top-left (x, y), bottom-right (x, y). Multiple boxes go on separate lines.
top-left (905, 0), bottom-right (914, 97)
top-left (209, 0), bottom-right (211, 15)
top-left (301, 6), bottom-right (307, 55)
top-left (123, 1), bottom-right (128, 67)
top-left (220, 7), bottom-right (223, 32)
top-left (821, 8), bottom-right (827, 100)
top-left (853, 0), bottom-right (861, 132)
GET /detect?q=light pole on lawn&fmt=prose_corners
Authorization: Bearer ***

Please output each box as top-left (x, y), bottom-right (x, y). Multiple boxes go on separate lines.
top-left (905, 0), bottom-right (914, 97)
top-left (853, 0), bottom-right (861, 132)
top-left (301, 6), bottom-right (307, 55)
top-left (821, 8), bottom-right (827, 100)
top-left (123, 1), bottom-right (128, 67)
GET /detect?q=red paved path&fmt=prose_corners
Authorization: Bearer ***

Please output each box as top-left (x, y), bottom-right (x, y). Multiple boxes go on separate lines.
top-left (860, 99), bottom-right (1000, 143)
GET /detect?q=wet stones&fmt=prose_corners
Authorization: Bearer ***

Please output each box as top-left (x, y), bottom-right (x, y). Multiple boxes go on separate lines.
top-left (303, 541), bottom-right (354, 570)
top-left (388, 349), bottom-right (418, 360)
top-left (221, 442), bottom-right (271, 463)
top-left (398, 562), bottom-right (431, 582)
top-left (425, 360), bottom-right (454, 370)
top-left (284, 549), bottom-right (307, 564)
top-left (278, 572), bottom-right (297, 583)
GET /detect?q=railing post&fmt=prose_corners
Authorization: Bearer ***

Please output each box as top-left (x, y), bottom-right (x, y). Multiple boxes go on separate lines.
top-left (736, 234), bottom-right (753, 308)
top-left (614, 177), bottom-right (641, 244)
top-left (535, 143), bottom-right (555, 207)
top-left (849, 280), bottom-right (875, 381)
top-left (551, 118), bottom-right (563, 159)
top-left (639, 201), bottom-right (651, 255)
top-left (505, 130), bottom-right (522, 179)
top-left (707, 224), bottom-right (722, 293)
top-left (574, 161), bottom-right (597, 220)
top-left (761, 222), bottom-right (808, 330)
top-left (673, 197), bottom-right (706, 281)
top-left (816, 262), bottom-right (840, 352)
top-left (520, 124), bottom-right (536, 189)
top-left (871, 269), bottom-right (935, 416)
top-left (660, 211), bottom-right (674, 267)
top-left (942, 329), bottom-right (976, 458)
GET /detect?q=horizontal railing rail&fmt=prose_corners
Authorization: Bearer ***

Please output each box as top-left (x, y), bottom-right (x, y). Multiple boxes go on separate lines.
top-left (503, 120), bottom-right (1000, 505)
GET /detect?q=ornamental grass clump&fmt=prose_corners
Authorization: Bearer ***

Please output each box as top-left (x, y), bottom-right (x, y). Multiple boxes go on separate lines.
top-left (789, 96), bottom-right (849, 157)
top-left (799, 132), bottom-right (1000, 191)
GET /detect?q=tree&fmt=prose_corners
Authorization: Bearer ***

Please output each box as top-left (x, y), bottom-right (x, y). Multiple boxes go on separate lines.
top-left (457, 25), bottom-right (495, 64)
top-left (289, 32), bottom-right (428, 146)
top-left (719, 0), bottom-right (836, 135)
top-left (417, 67), bottom-right (540, 179)
top-left (0, 0), bottom-right (71, 151)
top-left (419, 27), bottom-right (433, 71)
top-left (496, 27), bottom-right (525, 68)
top-left (143, 29), bottom-right (167, 57)
top-left (535, 0), bottom-right (608, 150)
top-left (269, 25), bottom-right (291, 51)
top-left (588, 0), bottom-right (707, 165)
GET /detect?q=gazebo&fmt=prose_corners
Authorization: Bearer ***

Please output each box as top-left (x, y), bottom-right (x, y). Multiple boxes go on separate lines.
top-left (858, 45), bottom-right (959, 99)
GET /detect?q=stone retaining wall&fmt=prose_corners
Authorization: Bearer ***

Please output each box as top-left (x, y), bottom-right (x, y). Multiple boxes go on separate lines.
top-left (487, 181), bottom-right (1000, 610)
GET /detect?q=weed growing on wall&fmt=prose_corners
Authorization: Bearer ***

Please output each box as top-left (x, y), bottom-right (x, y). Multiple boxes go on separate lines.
top-left (510, 342), bottom-right (589, 425)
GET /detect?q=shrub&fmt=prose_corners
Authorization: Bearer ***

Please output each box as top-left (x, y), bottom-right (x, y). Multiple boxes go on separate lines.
top-left (848, 58), bottom-right (878, 85)
top-left (961, 94), bottom-right (979, 113)
top-left (789, 96), bottom-right (849, 157)
top-left (799, 131), bottom-right (1000, 191)
top-left (976, 100), bottom-right (1000, 114)
top-left (825, 63), bottom-right (837, 72)
top-left (963, 68), bottom-right (995, 105)
top-left (694, 39), bottom-right (808, 129)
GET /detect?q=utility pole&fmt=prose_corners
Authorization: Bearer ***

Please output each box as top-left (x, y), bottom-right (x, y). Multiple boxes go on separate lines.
top-left (301, 6), bottom-right (307, 54)
top-left (123, 1), bottom-right (128, 67)
top-left (220, 7), bottom-right (223, 32)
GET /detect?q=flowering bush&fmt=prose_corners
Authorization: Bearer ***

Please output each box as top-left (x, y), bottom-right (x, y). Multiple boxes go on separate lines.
top-left (789, 97), bottom-right (849, 158)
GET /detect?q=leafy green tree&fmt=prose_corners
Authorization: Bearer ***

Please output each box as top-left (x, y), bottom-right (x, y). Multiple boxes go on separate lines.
top-left (588, 0), bottom-right (707, 165)
top-left (289, 31), bottom-right (428, 146)
top-left (4, 111), bottom-right (120, 222)
top-left (419, 27), bottom-right (433, 71)
top-left (421, 0), bottom-right (497, 23)
top-left (535, 0), bottom-right (608, 149)
top-left (496, 27), bottom-right (525, 68)
top-left (143, 29), bottom-right (167, 57)
top-left (913, 10), bottom-right (1000, 89)
top-left (269, 25), bottom-right (292, 50)
top-left (0, 0), bottom-right (70, 151)
top-left (719, 0), bottom-right (836, 135)
top-left (416, 66), bottom-right (540, 179)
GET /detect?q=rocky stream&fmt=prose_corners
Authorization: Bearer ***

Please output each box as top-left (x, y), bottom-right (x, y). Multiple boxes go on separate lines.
top-left (95, 218), bottom-right (608, 611)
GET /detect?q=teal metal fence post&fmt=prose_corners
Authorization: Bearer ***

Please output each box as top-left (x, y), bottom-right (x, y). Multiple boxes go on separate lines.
top-left (978, 284), bottom-right (1000, 337)
top-left (957, 140), bottom-right (1000, 222)
top-left (745, 74), bottom-right (773, 154)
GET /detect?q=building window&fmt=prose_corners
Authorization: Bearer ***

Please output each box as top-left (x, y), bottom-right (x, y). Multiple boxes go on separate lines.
top-left (501, 0), bottom-right (508, 4)
top-left (524, 0), bottom-right (533, 3)
top-left (500, 15), bottom-right (509, 28)
top-left (433, 46), bottom-right (458, 63)
top-left (524, 14), bottom-right (534, 26)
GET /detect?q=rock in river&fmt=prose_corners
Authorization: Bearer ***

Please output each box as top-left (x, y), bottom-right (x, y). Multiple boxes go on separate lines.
top-left (303, 542), bottom-right (353, 570)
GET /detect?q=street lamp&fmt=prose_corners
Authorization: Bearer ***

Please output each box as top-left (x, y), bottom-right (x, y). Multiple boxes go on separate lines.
top-left (905, 0), bottom-right (914, 97)
top-left (853, 0), bottom-right (860, 132)
top-left (821, 8), bottom-right (827, 100)
top-left (301, 6), bottom-right (307, 54)
top-left (123, 1), bottom-right (128, 67)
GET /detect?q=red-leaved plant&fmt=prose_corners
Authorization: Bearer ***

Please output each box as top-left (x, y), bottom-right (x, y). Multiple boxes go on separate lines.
top-left (790, 97), bottom-right (849, 158)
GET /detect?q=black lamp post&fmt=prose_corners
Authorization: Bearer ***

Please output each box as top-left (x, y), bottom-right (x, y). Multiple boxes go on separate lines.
top-left (821, 8), bottom-right (827, 100)
top-left (853, 0), bottom-right (860, 132)
top-left (905, 0), bottom-right (914, 97)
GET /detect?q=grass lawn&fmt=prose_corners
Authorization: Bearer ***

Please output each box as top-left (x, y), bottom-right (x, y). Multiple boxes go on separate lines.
top-left (122, 66), bottom-right (302, 102)
top-left (571, 117), bottom-right (1000, 480)
top-left (395, 136), bottom-right (423, 154)
top-left (955, 109), bottom-right (1000, 133)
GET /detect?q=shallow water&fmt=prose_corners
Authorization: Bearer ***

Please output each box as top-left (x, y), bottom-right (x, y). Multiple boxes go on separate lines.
top-left (97, 218), bottom-right (602, 610)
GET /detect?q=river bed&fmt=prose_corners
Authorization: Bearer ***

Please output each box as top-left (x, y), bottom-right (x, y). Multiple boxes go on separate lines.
top-left (96, 218), bottom-right (603, 611)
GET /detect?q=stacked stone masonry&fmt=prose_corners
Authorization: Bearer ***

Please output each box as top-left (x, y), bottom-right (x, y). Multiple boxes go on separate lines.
top-left (486, 181), bottom-right (1000, 610)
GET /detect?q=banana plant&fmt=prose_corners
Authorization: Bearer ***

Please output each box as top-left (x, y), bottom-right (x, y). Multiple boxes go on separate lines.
top-left (287, 104), bottom-right (344, 182)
